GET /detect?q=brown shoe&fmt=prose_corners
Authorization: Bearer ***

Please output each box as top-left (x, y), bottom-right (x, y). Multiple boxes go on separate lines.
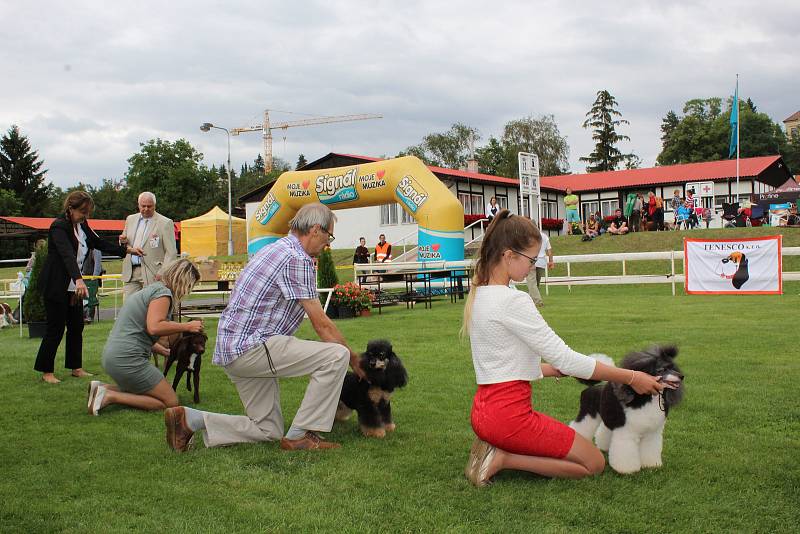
top-left (165, 407), bottom-right (195, 452)
top-left (280, 431), bottom-right (341, 450)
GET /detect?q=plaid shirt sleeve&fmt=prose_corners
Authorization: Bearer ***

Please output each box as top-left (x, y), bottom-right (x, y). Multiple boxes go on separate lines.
top-left (279, 255), bottom-right (317, 300)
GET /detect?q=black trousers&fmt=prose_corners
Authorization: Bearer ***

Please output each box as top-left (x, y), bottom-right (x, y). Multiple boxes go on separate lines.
top-left (654, 208), bottom-right (665, 231)
top-left (34, 294), bottom-right (84, 373)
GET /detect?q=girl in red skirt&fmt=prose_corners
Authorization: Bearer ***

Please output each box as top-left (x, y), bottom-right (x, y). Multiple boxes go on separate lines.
top-left (461, 210), bottom-right (664, 486)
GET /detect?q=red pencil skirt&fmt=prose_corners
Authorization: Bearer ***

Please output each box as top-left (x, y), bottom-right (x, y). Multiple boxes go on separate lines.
top-left (471, 380), bottom-right (575, 459)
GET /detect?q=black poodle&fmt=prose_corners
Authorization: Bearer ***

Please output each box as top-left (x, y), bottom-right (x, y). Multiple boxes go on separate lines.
top-left (336, 339), bottom-right (408, 438)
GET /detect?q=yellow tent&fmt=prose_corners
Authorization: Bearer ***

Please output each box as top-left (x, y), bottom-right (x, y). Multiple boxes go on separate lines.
top-left (181, 206), bottom-right (247, 257)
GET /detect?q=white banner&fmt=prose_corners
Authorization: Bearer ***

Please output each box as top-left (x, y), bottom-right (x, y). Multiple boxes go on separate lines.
top-left (686, 181), bottom-right (714, 197)
top-left (684, 236), bottom-right (782, 294)
top-left (518, 152), bottom-right (540, 196)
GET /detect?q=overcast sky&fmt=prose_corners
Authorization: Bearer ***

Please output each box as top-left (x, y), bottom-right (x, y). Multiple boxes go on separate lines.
top-left (2, 0), bottom-right (797, 188)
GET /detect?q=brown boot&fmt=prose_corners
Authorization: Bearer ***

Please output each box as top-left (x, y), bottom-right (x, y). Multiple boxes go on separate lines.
top-left (165, 407), bottom-right (195, 452)
top-left (280, 431), bottom-right (341, 450)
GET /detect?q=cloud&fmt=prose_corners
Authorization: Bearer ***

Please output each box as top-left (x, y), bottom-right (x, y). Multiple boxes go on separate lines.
top-left (1, 0), bottom-right (797, 187)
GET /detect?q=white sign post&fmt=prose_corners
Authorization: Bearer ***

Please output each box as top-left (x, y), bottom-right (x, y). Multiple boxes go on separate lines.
top-left (518, 152), bottom-right (541, 227)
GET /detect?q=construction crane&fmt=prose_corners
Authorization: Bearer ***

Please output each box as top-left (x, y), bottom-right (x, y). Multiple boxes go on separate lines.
top-left (231, 110), bottom-right (382, 173)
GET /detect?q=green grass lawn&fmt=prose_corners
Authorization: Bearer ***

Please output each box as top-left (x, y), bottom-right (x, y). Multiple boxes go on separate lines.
top-left (1, 283), bottom-right (798, 533)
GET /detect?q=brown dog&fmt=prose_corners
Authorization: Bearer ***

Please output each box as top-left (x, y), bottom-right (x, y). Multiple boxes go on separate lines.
top-left (163, 332), bottom-right (208, 403)
top-left (0, 302), bottom-right (17, 328)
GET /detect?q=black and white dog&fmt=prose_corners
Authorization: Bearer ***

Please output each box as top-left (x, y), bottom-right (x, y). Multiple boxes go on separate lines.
top-left (336, 339), bottom-right (408, 438)
top-left (569, 346), bottom-right (685, 474)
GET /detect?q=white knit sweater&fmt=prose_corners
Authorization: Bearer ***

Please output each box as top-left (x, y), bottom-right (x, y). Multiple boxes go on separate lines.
top-left (469, 285), bottom-right (597, 384)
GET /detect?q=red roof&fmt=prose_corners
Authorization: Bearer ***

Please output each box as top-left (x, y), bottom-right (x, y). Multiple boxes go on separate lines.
top-left (784, 111), bottom-right (800, 123)
top-left (334, 153), bottom-right (519, 186)
top-left (541, 156), bottom-right (783, 193)
top-left (0, 217), bottom-right (126, 231)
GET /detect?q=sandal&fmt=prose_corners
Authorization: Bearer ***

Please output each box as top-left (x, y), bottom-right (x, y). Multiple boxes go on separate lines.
top-left (465, 437), bottom-right (497, 487)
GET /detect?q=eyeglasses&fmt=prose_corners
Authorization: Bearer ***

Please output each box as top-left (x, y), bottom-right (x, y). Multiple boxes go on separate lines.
top-left (320, 226), bottom-right (335, 243)
top-left (512, 250), bottom-right (536, 265)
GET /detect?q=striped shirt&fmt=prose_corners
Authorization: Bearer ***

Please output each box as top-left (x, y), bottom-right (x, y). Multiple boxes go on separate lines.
top-left (213, 234), bottom-right (317, 366)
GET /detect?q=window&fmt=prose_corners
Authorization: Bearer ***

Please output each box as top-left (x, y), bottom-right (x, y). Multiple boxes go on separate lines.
top-left (381, 203), bottom-right (416, 225)
top-left (600, 199), bottom-right (619, 217)
top-left (496, 196), bottom-right (508, 210)
top-left (520, 197), bottom-right (531, 218)
top-left (458, 192), bottom-right (484, 215)
top-left (400, 206), bottom-right (414, 224)
top-left (542, 200), bottom-right (557, 219)
top-left (581, 201), bottom-right (599, 222)
top-left (380, 204), bottom-right (398, 225)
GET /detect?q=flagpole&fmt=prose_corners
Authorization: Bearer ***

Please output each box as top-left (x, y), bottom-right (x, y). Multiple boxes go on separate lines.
top-left (736, 74), bottom-right (740, 203)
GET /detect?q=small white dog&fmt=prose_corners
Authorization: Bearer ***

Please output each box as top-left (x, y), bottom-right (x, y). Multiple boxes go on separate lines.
top-left (569, 347), bottom-right (684, 474)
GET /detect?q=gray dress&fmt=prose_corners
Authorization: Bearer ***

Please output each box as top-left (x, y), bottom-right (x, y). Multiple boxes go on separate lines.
top-left (101, 282), bottom-right (173, 394)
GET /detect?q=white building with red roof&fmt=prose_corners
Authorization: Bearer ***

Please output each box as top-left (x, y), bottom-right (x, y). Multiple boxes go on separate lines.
top-left (238, 153), bottom-right (792, 251)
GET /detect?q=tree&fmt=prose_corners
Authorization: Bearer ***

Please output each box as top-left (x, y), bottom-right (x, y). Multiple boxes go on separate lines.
top-left (253, 154), bottom-right (265, 174)
top-left (296, 154), bottom-right (308, 170)
top-left (316, 247), bottom-right (338, 305)
top-left (499, 115), bottom-right (570, 177)
top-left (475, 136), bottom-right (506, 176)
top-left (87, 179), bottom-right (134, 220)
top-left (0, 125), bottom-right (52, 216)
top-left (623, 154), bottom-right (642, 169)
top-left (399, 122), bottom-right (480, 169)
top-left (0, 189), bottom-right (22, 215)
top-left (23, 240), bottom-right (48, 323)
top-left (580, 90), bottom-right (633, 172)
top-left (660, 110), bottom-right (680, 147)
top-left (657, 96), bottom-right (788, 165)
top-left (781, 131), bottom-right (800, 175)
top-left (125, 138), bottom-right (220, 221)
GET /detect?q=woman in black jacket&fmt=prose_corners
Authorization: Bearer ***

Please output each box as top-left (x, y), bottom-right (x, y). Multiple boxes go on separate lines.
top-left (35, 191), bottom-right (144, 384)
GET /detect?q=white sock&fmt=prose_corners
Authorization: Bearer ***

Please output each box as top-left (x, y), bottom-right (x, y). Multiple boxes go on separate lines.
top-left (183, 407), bottom-right (206, 432)
top-left (284, 425), bottom-right (306, 440)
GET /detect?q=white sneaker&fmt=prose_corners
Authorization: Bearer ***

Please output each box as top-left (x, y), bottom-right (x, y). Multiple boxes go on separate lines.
top-left (87, 380), bottom-right (101, 412)
top-left (89, 385), bottom-right (107, 416)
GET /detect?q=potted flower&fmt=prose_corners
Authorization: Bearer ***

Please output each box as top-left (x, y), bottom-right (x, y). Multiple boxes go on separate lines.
top-left (23, 241), bottom-right (48, 338)
top-left (330, 282), bottom-right (372, 319)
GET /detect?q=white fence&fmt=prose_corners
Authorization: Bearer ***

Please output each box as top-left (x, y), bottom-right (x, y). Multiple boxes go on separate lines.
top-left (353, 247), bottom-right (800, 297)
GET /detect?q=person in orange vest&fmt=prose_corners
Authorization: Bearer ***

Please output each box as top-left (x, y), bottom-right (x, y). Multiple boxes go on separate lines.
top-left (374, 234), bottom-right (392, 263)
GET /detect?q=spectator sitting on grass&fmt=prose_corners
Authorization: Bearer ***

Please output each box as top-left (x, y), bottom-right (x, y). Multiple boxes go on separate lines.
top-left (787, 205), bottom-right (800, 227)
top-left (607, 209), bottom-right (629, 235)
top-left (594, 211), bottom-right (607, 235)
top-left (585, 215), bottom-right (600, 238)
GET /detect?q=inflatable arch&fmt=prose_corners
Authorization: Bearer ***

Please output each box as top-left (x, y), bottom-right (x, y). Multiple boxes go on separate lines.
top-left (248, 156), bottom-right (465, 262)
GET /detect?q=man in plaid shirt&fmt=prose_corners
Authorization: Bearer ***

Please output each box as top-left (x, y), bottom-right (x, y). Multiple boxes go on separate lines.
top-left (165, 203), bottom-right (365, 451)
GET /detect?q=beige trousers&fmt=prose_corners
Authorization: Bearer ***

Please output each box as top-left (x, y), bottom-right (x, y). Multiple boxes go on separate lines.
top-left (123, 265), bottom-right (145, 298)
top-left (526, 267), bottom-right (545, 307)
top-left (201, 335), bottom-right (350, 448)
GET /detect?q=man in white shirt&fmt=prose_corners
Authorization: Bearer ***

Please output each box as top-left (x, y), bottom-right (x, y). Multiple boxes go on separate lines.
top-left (525, 231), bottom-right (554, 307)
top-left (120, 192), bottom-right (177, 298)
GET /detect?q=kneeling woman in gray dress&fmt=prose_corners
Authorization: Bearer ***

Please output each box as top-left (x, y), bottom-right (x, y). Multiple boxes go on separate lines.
top-left (87, 259), bottom-right (204, 415)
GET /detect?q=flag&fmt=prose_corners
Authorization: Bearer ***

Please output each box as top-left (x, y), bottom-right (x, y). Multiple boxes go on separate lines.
top-left (728, 78), bottom-right (738, 158)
